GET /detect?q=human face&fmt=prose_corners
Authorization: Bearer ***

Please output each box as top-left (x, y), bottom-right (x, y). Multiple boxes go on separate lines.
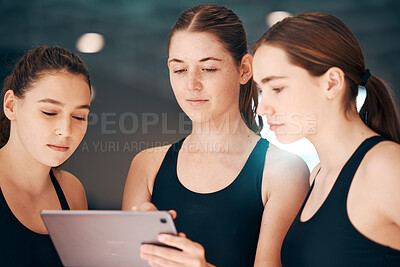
top-left (253, 45), bottom-right (323, 144)
top-left (168, 31), bottom-right (242, 124)
top-left (13, 72), bottom-right (90, 167)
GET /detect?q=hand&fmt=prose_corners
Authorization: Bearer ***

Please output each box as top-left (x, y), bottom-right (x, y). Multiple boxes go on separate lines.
top-left (131, 202), bottom-right (177, 219)
top-left (140, 232), bottom-right (213, 267)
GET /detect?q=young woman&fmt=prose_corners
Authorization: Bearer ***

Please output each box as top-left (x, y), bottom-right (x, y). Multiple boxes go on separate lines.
top-left (123, 4), bottom-right (309, 267)
top-left (0, 46), bottom-right (91, 266)
top-left (253, 12), bottom-right (400, 267)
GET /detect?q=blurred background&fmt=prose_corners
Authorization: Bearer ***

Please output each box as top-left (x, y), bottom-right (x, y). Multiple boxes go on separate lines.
top-left (1, 0), bottom-right (399, 209)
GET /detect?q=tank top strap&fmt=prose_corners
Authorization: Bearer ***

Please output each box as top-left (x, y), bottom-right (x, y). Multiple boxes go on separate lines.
top-left (237, 138), bottom-right (269, 200)
top-left (50, 169), bottom-right (70, 210)
top-left (335, 135), bottom-right (387, 206)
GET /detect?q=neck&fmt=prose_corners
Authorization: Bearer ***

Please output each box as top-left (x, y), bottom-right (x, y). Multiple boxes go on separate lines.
top-left (0, 139), bottom-right (52, 194)
top-left (188, 112), bottom-right (258, 152)
top-left (307, 111), bottom-right (376, 173)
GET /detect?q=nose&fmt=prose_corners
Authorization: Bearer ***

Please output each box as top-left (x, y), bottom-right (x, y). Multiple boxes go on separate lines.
top-left (187, 69), bottom-right (202, 91)
top-left (55, 117), bottom-right (72, 137)
top-left (256, 94), bottom-right (275, 117)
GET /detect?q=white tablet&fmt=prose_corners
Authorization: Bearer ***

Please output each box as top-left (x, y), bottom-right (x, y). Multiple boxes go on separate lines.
top-left (41, 210), bottom-right (177, 267)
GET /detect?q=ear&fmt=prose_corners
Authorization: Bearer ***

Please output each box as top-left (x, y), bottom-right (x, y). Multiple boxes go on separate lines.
top-left (323, 67), bottom-right (345, 100)
top-left (239, 54), bottom-right (253, 85)
top-left (3, 90), bottom-right (18, 121)
top-left (167, 58), bottom-right (171, 69)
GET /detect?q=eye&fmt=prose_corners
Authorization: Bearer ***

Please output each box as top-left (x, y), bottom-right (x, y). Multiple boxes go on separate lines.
top-left (42, 111), bottom-right (56, 116)
top-left (73, 116), bottom-right (86, 121)
top-left (202, 68), bottom-right (217, 72)
top-left (174, 69), bottom-right (186, 74)
top-left (272, 87), bottom-right (283, 93)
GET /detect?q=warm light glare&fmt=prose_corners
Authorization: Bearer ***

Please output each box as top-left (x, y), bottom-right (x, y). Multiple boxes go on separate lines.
top-left (356, 86), bottom-right (367, 112)
top-left (266, 11), bottom-right (292, 27)
top-left (76, 33), bottom-right (105, 53)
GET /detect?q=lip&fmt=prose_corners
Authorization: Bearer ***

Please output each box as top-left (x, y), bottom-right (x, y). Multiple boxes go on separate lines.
top-left (187, 99), bottom-right (209, 106)
top-left (268, 123), bottom-right (284, 131)
top-left (48, 144), bottom-right (69, 152)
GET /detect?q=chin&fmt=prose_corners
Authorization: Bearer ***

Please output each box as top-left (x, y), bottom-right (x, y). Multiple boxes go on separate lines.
top-left (38, 155), bottom-right (69, 168)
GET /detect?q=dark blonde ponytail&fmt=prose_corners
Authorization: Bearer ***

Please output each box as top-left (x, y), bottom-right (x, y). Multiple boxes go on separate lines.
top-left (239, 78), bottom-right (262, 133)
top-left (359, 75), bottom-right (400, 143)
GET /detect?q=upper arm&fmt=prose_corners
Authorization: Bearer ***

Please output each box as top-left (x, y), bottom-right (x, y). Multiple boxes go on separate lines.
top-left (53, 169), bottom-right (87, 210)
top-left (254, 146), bottom-right (310, 266)
top-left (122, 145), bottom-right (170, 210)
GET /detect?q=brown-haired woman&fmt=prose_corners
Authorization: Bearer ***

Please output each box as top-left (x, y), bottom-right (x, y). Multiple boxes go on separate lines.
top-left (123, 4), bottom-right (309, 267)
top-left (253, 12), bottom-right (400, 267)
top-left (0, 46), bottom-right (91, 266)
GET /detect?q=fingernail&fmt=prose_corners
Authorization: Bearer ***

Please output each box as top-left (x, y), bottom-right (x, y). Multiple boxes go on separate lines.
top-left (131, 206), bottom-right (137, 211)
top-left (141, 244), bottom-right (149, 251)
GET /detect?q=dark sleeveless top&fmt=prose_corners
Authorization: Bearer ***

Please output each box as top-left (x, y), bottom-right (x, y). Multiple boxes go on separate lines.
top-left (0, 169), bottom-right (69, 267)
top-left (281, 136), bottom-right (400, 267)
top-left (151, 138), bottom-right (269, 267)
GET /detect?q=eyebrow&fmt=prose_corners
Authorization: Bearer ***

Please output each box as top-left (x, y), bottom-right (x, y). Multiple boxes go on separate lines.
top-left (37, 98), bottom-right (90, 110)
top-left (169, 57), bottom-right (223, 64)
top-left (258, 75), bottom-right (287, 85)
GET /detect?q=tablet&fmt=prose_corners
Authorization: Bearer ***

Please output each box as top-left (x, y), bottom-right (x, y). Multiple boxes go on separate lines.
top-left (41, 210), bottom-right (177, 267)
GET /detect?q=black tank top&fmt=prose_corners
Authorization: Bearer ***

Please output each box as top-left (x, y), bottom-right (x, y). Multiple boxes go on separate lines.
top-left (281, 136), bottom-right (400, 267)
top-left (151, 138), bottom-right (269, 267)
top-left (0, 169), bottom-right (69, 267)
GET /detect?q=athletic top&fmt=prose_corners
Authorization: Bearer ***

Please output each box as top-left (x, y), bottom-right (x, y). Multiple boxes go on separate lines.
top-left (152, 138), bottom-right (269, 267)
top-left (281, 136), bottom-right (400, 267)
top-left (0, 169), bottom-right (69, 267)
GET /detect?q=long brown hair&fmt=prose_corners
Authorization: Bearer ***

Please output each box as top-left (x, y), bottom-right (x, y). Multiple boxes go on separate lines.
top-left (254, 12), bottom-right (400, 143)
top-left (168, 4), bottom-right (262, 133)
top-left (0, 46), bottom-right (91, 148)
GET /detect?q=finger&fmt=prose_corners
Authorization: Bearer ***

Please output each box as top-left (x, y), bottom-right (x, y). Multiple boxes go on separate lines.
top-left (139, 202), bottom-right (158, 212)
top-left (158, 234), bottom-right (203, 253)
top-left (168, 209), bottom-right (177, 219)
top-left (131, 206), bottom-right (137, 211)
top-left (178, 232), bottom-right (186, 238)
top-left (141, 244), bottom-right (183, 263)
top-left (141, 252), bottom-right (180, 267)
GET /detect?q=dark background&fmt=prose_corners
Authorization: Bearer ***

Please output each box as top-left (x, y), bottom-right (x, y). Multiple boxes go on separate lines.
top-left (1, 0), bottom-right (399, 209)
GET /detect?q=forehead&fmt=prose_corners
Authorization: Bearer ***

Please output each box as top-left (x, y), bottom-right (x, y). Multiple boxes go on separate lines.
top-left (168, 31), bottom-right (231, 61)
top-left (253, 45), bottom-right (294, 81)
top-left (24, 73), bottom-right (91, 104)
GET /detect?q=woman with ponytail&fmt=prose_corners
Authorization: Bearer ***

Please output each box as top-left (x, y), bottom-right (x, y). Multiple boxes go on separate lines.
top-left (0, 46), bottom-right (91, 266)
top-left (123, 4), bottom-right (309, 267)
top-left (253, 12), bottom-right (400, 266)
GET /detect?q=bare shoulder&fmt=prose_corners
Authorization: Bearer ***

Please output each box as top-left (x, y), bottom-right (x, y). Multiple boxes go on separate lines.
top-left (262, 143), bottom-right (310, 197)
top-left (129, 144), bottom-right (172, 178)
top-left (363, 140), bottom-right (400, 183)
top-left (264, 143), bottom-right (310, 182)
top-left (122, 144), bottom-right (172, 210)
top-left (362, 140), bottom-right (400, 185)
top-left (52, 169), bottom-right (87, 210)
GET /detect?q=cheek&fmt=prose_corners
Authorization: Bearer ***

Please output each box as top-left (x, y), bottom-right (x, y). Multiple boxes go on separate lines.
top-left (73, 122), bottom-right (88, 141)
top-left (170, 77), bottom-right (185, 96)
